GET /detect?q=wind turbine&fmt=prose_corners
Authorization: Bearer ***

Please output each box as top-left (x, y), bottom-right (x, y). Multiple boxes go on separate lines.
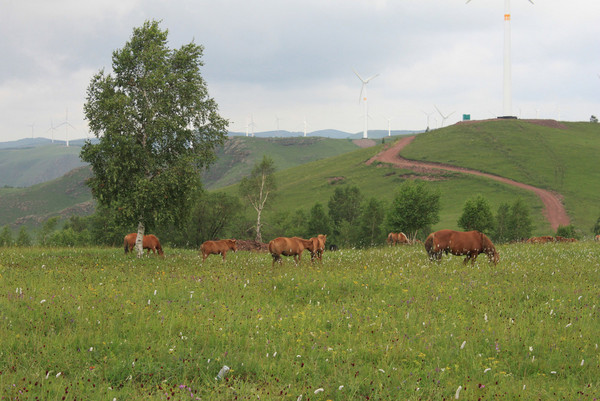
top-left (467, 0), bottom-right (534, 118)
top-left (56, 108), bottom-right (75, 147)
top-left (422, 110), bottom-right (435, 131)
top-left (46, 120), bottom-right (58, 142)
top-left (246, 115), bottom-right (257, 137)
top-left (353, 69), bottom-right (379, 139)
top-left (434, 105), bottom-right (455, 127)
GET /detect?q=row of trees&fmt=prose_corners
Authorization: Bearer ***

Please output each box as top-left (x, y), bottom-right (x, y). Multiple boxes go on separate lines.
top-left (0, 177), bottom-right (541, 249)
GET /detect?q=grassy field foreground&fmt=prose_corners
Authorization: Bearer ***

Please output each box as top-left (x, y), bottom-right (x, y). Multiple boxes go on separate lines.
top-left (1, 244), bottom-right (599, 400)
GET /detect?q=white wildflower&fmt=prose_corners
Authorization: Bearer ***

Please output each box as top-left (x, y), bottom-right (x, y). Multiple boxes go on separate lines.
top-left (460, 341), bottom-right (466, 349)
top-left (314, 388), bottom-right (324, 394)
top-left (40, 299), bottom-right (46, 304)
top-left (484, 368), bottom-right (491, 373)
top-left (338, 385), bottom-right (344, 390)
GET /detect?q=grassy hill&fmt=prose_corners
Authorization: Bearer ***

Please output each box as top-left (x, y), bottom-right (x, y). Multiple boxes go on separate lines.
top-left (221, 139), bottom-right (548, 236)
top-left (400, 120), bottom-right (600, 231)
top-left (0, 141), bottom-right (87, 187)
top-left (1, 120), bottom-right (598, 237)
top-left (0, 166), bottom-right (94, 228)
top-left (202, 136), bottom-right (360, 189)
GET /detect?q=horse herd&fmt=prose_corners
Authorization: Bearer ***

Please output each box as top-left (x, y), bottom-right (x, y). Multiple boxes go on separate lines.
top-left (123, 229), bottom-right (505, 266)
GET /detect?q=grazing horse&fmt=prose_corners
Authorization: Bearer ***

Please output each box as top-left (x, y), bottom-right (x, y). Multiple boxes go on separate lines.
top-left (387, 232), bottom-right (409, 245)
top-left (526, 236), bottom-right (555, 244)
top-left (123, 233), bottom-right (164, 256)
top-left (269, 237), bottom-right (315, 267)
top-left (309, 234), bottom-right (327, 262)
top-left (200, 239), bottom-right (237, 262)
top-left (425, 229), bottom-right (498, 265)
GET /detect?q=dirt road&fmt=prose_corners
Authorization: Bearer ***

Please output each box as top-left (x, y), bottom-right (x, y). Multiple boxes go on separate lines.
top-left (366, 135), bottom-right (569, 230)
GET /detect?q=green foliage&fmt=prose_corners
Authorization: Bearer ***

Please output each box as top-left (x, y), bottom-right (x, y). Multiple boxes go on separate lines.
top-left (328, 186), bottom-right (363, 243)
top-left (356, 197), bottom-right (387, 247)
top-left (494, 198), bottom-right (533, 242)
top-left (457, 194), bottom-right (495, 234)
top-left (15, 226), bottom-right (31, 247)
top-left (81, 20), bottom-right (227, 233)
top-left (387, 180), bottom-right (440, 239)
top-left (306, 202), bottom-right (331, 237)
top-left (0, 225), bottom-right (13, 247)
top-left (556, 224), bottom-right (579, 240)
top-left (38, 216), bottom-right (60, 246)
top-left (507, 198), bottom-right (533, 241)
top-left (183, 191), bottom-right (243, 246)
top-left (2, 244), bottom-right (600, 399)
top-left (593, 216), bottom-right (600, 235)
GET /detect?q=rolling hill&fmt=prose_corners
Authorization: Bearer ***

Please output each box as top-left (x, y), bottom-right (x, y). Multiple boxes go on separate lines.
top-left (1, 120), bottom-right (598, 237)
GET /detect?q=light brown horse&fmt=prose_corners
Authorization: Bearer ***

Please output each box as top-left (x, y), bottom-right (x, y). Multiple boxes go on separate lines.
top-left (309, 234), bottom-right (327, 262)
top-left (200, 239), bottom-right (237, 262)
top-left (387, 232), bottom-right (409, 245)
top-left (269, 237), bottom-right (315, 267)
top-left (123, 233), bottom-right (164, 256)
top-left (425, 229), bottom-right (498, 265)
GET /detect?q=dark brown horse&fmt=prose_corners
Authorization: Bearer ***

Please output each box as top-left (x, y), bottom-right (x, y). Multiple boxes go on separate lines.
top-left (123, 233), bottom-right (164, 256)
top-left (200, 239), bottom-right (237, 262)
top-left (269, 237), bottom-right (315, 267)
top-left (425, 229), bottom-right (498, 265)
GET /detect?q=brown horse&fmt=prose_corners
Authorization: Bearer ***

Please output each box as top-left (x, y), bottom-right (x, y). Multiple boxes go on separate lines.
top-left (200, 239), bottom-right (237, 262)
top-left (269, 237), bottom-right (315, 267)
top-left (309, 234), bottom-right (327, 262)
top-left (123, 233), bottom-right (164, 256)
top-left (387, 232), bottom-right (409, 245)
top-left (425, 229), bottom-right (498, 265)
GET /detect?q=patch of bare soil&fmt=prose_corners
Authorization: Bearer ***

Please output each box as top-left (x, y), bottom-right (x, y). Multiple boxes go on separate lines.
top-left (367, 136), bottom-right (570, 230)
top-left (353, 139), bottom-right (377, 148)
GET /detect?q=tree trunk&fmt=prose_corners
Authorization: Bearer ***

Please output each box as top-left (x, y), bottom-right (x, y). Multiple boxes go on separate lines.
top-left (135, 221), bottom-right (145, 258)
top-left (255, 208), bottom-right (262, 243)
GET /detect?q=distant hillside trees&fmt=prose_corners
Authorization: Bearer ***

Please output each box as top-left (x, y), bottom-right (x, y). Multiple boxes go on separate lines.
top-left (387, 181), bottom-right (441, 241)
top-left (0, 226), bottom-right (12, 247)
top-left (239, 155), bottom-right (277, 243)
top-left (493, 198), bottom-right (533, 242)
top-left (458, 194), bottom-right (495, 235)
top-left (81, 20), bottom-right (227, 256)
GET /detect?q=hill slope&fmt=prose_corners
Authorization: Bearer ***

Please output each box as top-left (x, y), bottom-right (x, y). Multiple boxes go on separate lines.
top-left (401, 120), bottom-right (600, 230)
top-left (0, 141), bottom-right (87, 187)
top-left (202, 136), bottom-right (361, 190)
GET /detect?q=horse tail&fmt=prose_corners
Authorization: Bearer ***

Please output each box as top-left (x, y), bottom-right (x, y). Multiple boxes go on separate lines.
top-left (124, 238), bottom-right (129, 254)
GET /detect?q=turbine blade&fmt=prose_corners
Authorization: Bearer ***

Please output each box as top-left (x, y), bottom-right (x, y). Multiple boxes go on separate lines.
top-left (358, 83), bottom-right (365, 104)
top-left (365, 73), bottom-right (380, 83)
top-left (353, 68), bottom-right (365, 82)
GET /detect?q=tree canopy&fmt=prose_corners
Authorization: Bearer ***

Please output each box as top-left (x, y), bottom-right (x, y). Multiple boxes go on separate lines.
top-left (387, 181), bottom-right (440, 240)
top-left (80, 20), bottom-right (228, 251)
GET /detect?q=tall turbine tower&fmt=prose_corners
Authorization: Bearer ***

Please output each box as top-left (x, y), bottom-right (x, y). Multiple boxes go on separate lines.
top-left (467, 0), bottom-right (533, 118)
top-left (353, 69), bottom-right (379, 139)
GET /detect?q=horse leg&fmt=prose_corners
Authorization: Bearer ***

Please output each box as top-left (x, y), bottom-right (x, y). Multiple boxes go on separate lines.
top-left (222, 251), bottom-right (227, 261)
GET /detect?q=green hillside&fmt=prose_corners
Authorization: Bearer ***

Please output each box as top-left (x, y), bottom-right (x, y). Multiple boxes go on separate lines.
top-left (401, 120), bottom-right (600, 230)
top-left (202, 136), bottom-right (360, 189)
top-left (221, 140), bottom-right (548, 236)
top-left (0, 166), bottom-right (94, 228)
top-left (0, 143), bottom-right (86, 187)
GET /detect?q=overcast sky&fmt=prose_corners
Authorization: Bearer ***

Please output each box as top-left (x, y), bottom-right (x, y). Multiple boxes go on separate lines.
top-left (1, 0), bottom-right (598, 142)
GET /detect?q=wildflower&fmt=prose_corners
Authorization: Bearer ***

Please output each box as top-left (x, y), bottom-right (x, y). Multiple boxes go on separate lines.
top-left (565, 322), bottom-right (571, 328)
top-left (338, 385), bottom-right (344, 390)
top-left (460, 341), bottom-right (466, 349)
top-left (314, 388), bottom-right (324, 394)
top-left (581, 359), bottom-right (585, 366)
top-left (484, 368), bottom-right (491, 373)
top-left (40, 299), bottom-right (46, 304)
top-left (56, 372), bottom-right (62, 378)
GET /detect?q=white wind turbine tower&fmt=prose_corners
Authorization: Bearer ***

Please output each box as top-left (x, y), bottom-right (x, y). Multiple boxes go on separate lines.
top-left (467, 0), bottom-right (534, 118)
top-left (353, 69), bottom-right (379, 139)
top-left (56, 108), bottom-right (75, 147)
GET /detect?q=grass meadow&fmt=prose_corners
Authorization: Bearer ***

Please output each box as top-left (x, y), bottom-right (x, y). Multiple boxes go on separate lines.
top-left (1, 243), bottom-right (600, 400)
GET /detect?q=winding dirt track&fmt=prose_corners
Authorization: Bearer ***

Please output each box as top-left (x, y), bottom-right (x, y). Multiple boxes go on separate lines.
top-left (366, 135), bottom-right (569, 230)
